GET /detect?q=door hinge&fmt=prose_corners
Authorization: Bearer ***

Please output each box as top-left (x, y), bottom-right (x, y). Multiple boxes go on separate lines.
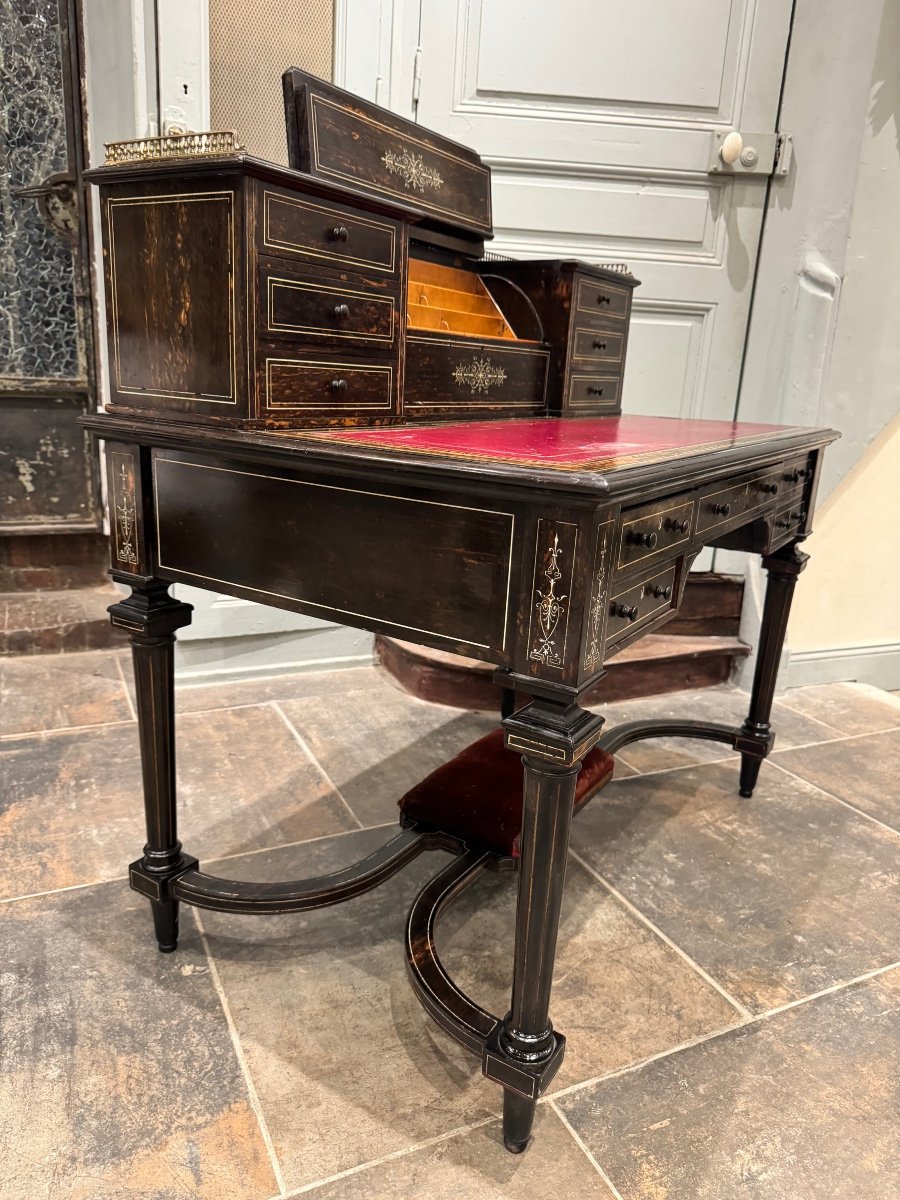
top-left (412, 46), bottom-right (423, 108)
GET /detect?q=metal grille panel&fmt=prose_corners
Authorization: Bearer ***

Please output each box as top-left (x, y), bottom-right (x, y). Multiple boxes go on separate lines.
top-left (209, 0), bottom-right (334, 165)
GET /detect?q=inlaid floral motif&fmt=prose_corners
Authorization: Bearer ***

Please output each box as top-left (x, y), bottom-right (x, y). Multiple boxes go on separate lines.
top-left (531, 532), bottom-right (568, 667)
top-left (453, 355), bottom-right (507, 396)
top-left (381, 148), bottom-right (444, 192)
top-left (111, 454), bottom-right (138, 567)
top-left (583, 523), bottom-right (613, 674)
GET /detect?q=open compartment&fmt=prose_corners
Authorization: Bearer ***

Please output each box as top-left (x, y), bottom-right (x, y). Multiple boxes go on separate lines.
top-left (407, 259), bottom-right (517, 341)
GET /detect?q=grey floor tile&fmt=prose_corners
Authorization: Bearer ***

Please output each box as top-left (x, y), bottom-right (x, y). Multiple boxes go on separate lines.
top-left (200, 829), bottom-right (737, 1191)
top-left (304, 1107), bottom-right (615, 1198)
top-left (772, 727), bottom-right (900, 831)
top-left (778, 680), bottom-right (900, 736)
top-left (0, 881), bottom-right (278, 1200)
top-left (570, 759), bottom-right (900, 1013)
top-left (199, 829), bottom-right (497, 1190)
top-left (121, 654), bottom-right (386, 715)
top-left (0, 649), bottom-right (132, 737)
top-left (0, 704), bottom-right (356, 900)
top-left (279, 686), bottom-right (496, 825)
top-left (557, 967), bottom-right (900, 1200)
top-left (595, 686), bottom-right (834, 774)
top-left (441, 856), bottom-right (740, 1093)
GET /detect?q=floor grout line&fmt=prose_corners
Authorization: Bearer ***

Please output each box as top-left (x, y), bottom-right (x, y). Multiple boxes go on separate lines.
top-left (548, 1099), bottom-right (626, 1200)
top-left (277, 1116), bottom-right (498, 1197)
top-left (0, 822), bottom-right (397, 908)
top-left (568, 848), bottom-right (754, 1020)
top-left (271, 701), bottom-right (365, 831)
top-left (609, 720), bottom-right (900, 782)
top-left (551, 959), bottom-right (900, 1105)
top-left (114, 654), bottom-right (139, 723)
top-left (194, 909), bottom-right (288, 1197)
top-left (767, 759), bottom-right (900, 839)
top-left (0, 717), bottom-right (136, 743)
top-left (0, 877), bottom-right (114, 906)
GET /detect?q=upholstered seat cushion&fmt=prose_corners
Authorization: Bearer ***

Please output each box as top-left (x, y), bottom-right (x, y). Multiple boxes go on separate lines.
top-left (398, 728), bottom-right (615, 857)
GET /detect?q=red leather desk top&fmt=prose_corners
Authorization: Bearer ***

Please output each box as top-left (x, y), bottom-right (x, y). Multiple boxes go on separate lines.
top-left (299, 415), bottom-right (794, 473)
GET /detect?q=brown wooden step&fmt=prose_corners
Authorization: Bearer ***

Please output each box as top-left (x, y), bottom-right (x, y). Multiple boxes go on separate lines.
top-left (376, 632), bottom-right (750, 712)
top-left (665, 572), bottom-right (743, 636)
top-left (0, 533), bottom-right (109, 591)
top-left (0, 585), bottom-right (125, 656)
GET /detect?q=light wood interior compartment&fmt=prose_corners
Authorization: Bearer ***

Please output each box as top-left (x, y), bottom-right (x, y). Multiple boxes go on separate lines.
top-left (407, 258), bottom-right (516, 340)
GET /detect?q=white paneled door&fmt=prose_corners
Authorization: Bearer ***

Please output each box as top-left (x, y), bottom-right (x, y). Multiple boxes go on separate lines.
top-left (343, 0), bottom-right (794, 423)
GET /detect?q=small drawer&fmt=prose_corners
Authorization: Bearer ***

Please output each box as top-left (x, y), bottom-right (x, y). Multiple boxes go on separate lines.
top-left (616, 495), bottom-right (694, 574)
top-left (260, 351), bottom-right (396, 413)
top-left (405, 335), bottom-right (549, 414)
top-left (261, 267), bottom-right (398, 347)
top-left (698, 467), bottom-right (785, 535)
top-left (260, 184), bottom-right (400, 275)
top-left (770, 500), bottom-right (808, 546)
top-left (571, 327), bottom-right (625, 364)
top-left (779, 454), bottom-right (814, 493)
top-left (566, 373), bottom-right (620, 411)
top-left (607, 563), bottom-right (678, 644)
top-left (574, 276), bottom-right (630, 323)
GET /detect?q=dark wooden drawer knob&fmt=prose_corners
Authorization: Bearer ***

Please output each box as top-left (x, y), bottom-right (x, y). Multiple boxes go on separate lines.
top-left (587, 386), bottom-right (605, 397)
top-left (592, 339), bottom-right (608, 351)
top-left (596, 294), bottom-right (611, 306)
top-left (712, 501), bottom-right (732, 517)
top-left (628, 530), bottom-right (658, 549)
top-left (328, 226), bottom-right (350, 242)
top-left (333, 304), bottom-right (350, 320)
top-left (645, 584), bottom-right (672, 600)
top-left (756, 481), bottom-right (779, 495)
top-left (665, 517), bottom-right (689, 535)
top-left (611, 603), bottom-right (638, 621)
top-left (784, 466), bottom-right (809, 483)
top-left (329, 378), bottom-right (348, 393)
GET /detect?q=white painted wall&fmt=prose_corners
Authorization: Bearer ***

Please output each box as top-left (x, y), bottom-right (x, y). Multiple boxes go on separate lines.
top-left (736, 0), bottom-right (900, 690)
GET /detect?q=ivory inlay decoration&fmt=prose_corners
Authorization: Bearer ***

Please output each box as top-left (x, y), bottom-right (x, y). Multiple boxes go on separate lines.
top-left (381, 148), bottom-right (444, 192)
top-left (453, 355), bottom-right (507, 395)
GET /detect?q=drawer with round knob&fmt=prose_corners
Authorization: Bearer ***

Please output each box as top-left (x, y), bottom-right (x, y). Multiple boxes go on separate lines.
top-left (260, 263), bottom-right (399, 347)
top-left (697, 466), bottom-right (787, 536)
top-left (258, 182), bottom-right (401, 275)
top-left (770, 500), bottom-right (808, 547)
top-left (565, 373), bottom-right (620, 412)
top-left (607, 563), bottom-right (679, 645)
top-left (574, 276), bottom-right (631, 324)
top-left (259, 347), bottom-right (398, 416)
top-left (616, 495), bottom-right (694, 574)
top-left (571, 327), bottom-right (625, 365)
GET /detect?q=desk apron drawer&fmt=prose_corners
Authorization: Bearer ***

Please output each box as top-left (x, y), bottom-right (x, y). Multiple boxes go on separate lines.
top-left (258, 183), bottom-right (401, 275)
top-left (404, 335), bottom-right (549, 415)
top-left (607, 562), bottom-right (678, 645)
top-left (616, 495), bottom-right (694, 575)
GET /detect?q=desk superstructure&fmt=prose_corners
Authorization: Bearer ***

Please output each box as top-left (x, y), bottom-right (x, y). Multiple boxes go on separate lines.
top-left (84, 71), bottom-right (837, 1157)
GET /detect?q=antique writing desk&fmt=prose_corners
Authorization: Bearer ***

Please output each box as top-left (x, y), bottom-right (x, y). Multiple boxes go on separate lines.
top-left (83, 72), bottom-right (837, 1155)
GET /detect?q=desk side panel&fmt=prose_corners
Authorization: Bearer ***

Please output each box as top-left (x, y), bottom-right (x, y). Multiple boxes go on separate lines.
top-left (151, 451), bottom-right (517, 659)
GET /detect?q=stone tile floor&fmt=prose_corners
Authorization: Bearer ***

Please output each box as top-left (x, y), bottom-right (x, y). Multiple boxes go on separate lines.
top-left (1, 649), bottom-right (899, 1199)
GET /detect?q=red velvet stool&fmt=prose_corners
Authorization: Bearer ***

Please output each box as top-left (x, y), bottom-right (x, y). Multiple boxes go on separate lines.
top-left (399, 727), bottom-right (616, 857)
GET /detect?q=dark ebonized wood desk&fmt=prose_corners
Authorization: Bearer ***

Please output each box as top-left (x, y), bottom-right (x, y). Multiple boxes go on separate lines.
top-left (85, 409), bottom-right (837, 1154)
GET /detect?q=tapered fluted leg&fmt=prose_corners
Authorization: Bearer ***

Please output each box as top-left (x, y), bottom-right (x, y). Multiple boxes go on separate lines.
top-left (483, 698), bottom-right (604, 1154)
top-left (738, 543), bottom-right (809, 797)
top-left (109, 580), bottom-right (194, 951)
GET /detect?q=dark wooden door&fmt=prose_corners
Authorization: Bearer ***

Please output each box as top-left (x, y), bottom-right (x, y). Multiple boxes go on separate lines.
top-left (1, 0), bottom-right (99, 534)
